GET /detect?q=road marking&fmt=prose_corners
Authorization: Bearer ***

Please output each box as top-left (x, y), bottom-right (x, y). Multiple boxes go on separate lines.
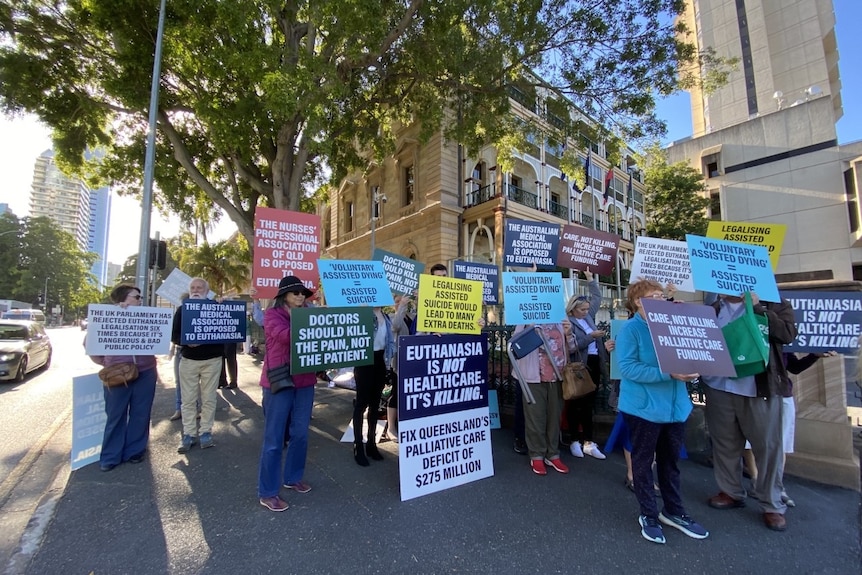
top-left (0, 404), bottom-right (71, 509)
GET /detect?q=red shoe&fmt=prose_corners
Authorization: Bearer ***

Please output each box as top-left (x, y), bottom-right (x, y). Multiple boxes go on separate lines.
top-left (530, 459), bottom-right (547, 475)
top-left (544, 457), bottom-right (570, 474)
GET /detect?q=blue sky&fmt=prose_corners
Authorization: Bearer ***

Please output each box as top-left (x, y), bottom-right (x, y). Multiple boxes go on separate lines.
top-left (656, 0), bottom-right (861, 145)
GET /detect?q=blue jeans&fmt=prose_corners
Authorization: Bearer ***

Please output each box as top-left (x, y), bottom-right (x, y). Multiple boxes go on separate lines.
top-left (101, 368), bottom-right (157, 466)
top-left (258, 385), bottom-right (315, 498)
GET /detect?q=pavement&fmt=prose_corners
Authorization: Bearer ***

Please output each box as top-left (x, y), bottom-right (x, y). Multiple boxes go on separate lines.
top-left (10, 353), bottom-right (862, 575)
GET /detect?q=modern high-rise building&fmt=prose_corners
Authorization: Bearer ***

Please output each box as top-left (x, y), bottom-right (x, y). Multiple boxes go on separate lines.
top-left (28, 149), bottom-right (111, 286)
top-left (667, 0), bottom-right (861, 490)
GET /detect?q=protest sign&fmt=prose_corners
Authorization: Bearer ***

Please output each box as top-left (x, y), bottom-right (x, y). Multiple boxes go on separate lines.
top-left (452, 261), bottom-right (500, 305)
top-left (556, 224), bottom-right (620, 276)
top-left (317, 260), bottom-right (394, 307)
top-left (156, 268), bottom-right (213, 305)
top-left (686, 234), bottom-right (779, 302)
top-left (782, 290), bottom-right (862, 353)
top-left (71, 374), bottom-right (106, 470)
top-left (640, 299), bottom-right (736, 377)
top-left (85, 305), bottom-right (173, 355)
top-left (707, 221), bottom-right (786, 271)
top-left (609, 319), bottom-right (627, 381)
top-left (252, 207), bottom-right (321, 298)
top-left (630, 237), bottom-right (695, 292)
top-left (503, 219), bottom-right (560, 268)
top-left (416, 275), bottom-right (483, 334)
top-left (179, 300), bottom-right (247, 345)
top-left (397, 334), bottom-right (493, 501)
top-left (373, 249), bottom-right (425, 295)
top-left (289, 307), bottom-right (374, 373)
top-left (501, 272), bottom-right (566, 325)
top-left (487, 389), bottom-right (501, 430)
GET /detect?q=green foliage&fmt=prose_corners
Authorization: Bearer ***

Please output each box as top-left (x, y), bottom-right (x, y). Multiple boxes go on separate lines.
top-left (178, 238), bottom-right (251, 295)
top-left (642, 147), bottom-right (710, 240)
top-left (0, 0), bottom-right (728, 251)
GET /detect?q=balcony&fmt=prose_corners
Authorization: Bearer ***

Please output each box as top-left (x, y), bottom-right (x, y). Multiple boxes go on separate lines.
top-left (548, 200), bottom-right (568, 220)
top-left (506, 183), bottom-right (539, 210)
top-left (465, 183), bottom-right (496, 208)
top-left (507, 85), bottom-right (537, 112)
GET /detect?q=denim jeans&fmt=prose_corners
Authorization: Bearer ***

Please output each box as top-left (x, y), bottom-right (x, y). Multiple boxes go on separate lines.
top-left (101, 367), bottom-right (157, 466)
top-left (258, 385), bottom-right (315, 498)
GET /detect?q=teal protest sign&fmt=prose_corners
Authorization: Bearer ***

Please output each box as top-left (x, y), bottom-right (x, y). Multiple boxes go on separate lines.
top-left (373, 249), bottom-right (425, 295)
top-left (317, 259), bottom-right (395, 307)
top-left (289, 307), bottom-right (375, 374)
top-left (686, 234), bottom-right (779, 302)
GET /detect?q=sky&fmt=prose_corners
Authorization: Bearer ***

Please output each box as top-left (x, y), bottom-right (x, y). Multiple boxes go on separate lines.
top-left (1, 0), bottom-right (860, 264)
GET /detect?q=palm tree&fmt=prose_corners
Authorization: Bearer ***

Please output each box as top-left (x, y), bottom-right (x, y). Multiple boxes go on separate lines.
top-left (179, 237), bottom-right (250, 296)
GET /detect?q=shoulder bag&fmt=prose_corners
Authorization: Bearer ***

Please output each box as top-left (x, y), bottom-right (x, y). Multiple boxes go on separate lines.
top-left (99, 357), bottom-right (139, 387)
top-left (562, 339), bottom-right (596, 400)
top-left (267, 364), bottom-right (295, 394)
top-left (721, 292), bottom-right (770, 378)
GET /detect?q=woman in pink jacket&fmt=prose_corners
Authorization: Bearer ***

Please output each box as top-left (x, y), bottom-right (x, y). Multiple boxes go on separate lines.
top-left (257, 276), bottom-right (317, 512)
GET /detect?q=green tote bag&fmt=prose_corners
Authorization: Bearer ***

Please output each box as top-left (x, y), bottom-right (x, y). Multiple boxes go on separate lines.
top-left (721, 292), bottom-right (770, 378)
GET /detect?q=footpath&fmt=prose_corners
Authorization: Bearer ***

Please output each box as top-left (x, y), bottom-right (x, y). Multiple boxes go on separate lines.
top-left (13, 354), bottom-right (862, 575)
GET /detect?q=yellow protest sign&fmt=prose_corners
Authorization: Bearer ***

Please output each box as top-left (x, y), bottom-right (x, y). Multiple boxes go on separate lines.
top-left (416, 275), bottom-right (483, 334)
top-left (706, 221), bottom-right (786, 270)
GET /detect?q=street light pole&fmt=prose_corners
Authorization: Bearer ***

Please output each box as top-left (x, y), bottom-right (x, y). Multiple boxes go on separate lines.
top-left (135, 0), bottom-right (167, 301)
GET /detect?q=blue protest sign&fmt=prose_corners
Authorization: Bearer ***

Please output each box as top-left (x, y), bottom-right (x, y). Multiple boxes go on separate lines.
top-left (686, 234), bottom-right (779, 302)
top-left (782, 290), bottom-right (862, 353)
top-left (501, 272), bottom-right (566, 325)
top-left (397, 334), bottom-right (493, 501)
top-left (452, 260), bottom-right (500, 304)
top-left (503, 219), bottom-right (561, 269)
top-left (71, 374), bottom-right (106, 470)
top-left (373, 249), bottom-right (425, 296)
top-left (180, 300), bottom-right (247, 345)
top-left (317, 259), bottom-right (395, 307)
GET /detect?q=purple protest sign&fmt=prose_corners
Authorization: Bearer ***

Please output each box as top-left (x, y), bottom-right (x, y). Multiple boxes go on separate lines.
top-left (640, 298), bottom-right (736, 377)
top-left (556, 224), bottom-right (619, 276)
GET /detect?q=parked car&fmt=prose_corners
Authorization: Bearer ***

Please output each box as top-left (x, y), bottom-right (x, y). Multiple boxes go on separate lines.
top-left (1, 309), bottom-right (47, 324)
top-left (0, 320), bottom-right (52, 383)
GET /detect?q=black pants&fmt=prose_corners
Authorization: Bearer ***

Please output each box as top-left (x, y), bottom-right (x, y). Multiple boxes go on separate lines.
top-left (353, 350), bottom-right (386, 444)
top-left (566, 353), bottom-right (600, 442)
top-left (623, 413), bottom-right (686, 519)
top-left (220, 343), bottom-right (238, 386)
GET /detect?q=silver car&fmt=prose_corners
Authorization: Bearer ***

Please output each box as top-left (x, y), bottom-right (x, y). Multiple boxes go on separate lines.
top-left (0, 320), bottom-right (52, 382)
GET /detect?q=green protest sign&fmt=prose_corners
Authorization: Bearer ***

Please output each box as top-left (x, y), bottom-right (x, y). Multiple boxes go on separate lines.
top-left (290, 307), bottom-right (375, 374)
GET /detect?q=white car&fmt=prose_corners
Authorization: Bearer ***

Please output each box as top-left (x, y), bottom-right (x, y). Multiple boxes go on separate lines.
top-left (0, 320), bottom-right (52, 382)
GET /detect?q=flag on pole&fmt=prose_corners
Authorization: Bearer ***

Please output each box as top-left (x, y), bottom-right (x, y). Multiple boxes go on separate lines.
top-left (626, 172), bottom-right (634, 219)
top-left (603, 167), bottom-right (613, 206)
top-left (583, 151), bottom-right (591, 189)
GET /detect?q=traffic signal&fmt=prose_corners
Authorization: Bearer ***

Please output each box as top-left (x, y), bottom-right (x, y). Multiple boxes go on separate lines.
top-left (148, 239), bottom-right (167, 270)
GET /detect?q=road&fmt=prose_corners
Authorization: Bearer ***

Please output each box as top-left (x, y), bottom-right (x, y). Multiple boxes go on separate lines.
top-left (0, 326), bottom-right (93, 572)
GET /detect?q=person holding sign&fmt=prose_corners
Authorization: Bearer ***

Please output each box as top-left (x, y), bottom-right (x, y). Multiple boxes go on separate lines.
top-left (171, 278), bottom-right (224, 453)
top-left (511, 321), bottom-right (575, 476)
top-left (87, 285), bottom-right (157, 471)
top-left (352, 306), bottom-right (395, 466)
top-left (702, 292), bottom-right (797, 532)
top-left (564, 268), bottom-right (607, 460)
top-left (258, 276), bottom-right (317, 512)
top-left (616, 279), bottom-right (708, 544)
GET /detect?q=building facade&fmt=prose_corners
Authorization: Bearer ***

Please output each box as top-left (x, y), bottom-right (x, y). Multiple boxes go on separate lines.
top-left (324, 88), bottom-right (648, 311)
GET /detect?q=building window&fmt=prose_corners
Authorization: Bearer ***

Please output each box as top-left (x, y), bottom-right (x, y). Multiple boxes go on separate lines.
top-left (472, 163), bottom-right (484, 193)
top-left (344, 200), bottom-right (354, 232)
top-left (709, 190), bottom-right (722, 220)
top-left (403, 165), bottom-right (415, 205)
top-left (703, 153), bottom-right (721, 178)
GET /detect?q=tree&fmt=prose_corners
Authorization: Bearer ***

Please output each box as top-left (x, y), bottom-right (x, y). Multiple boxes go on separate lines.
top-left (0, 212), bottom-right (22, 296)
top-left (179, 238), bottom-right (251, 296)
top-left (642, 148), bottom-right (710, 240)
top-left (0, 1), bottom-right (729, 250)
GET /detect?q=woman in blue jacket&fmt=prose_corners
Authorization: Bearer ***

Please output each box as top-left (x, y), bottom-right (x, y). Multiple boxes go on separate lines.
top-left (617, 279), bottom-right (708, 545)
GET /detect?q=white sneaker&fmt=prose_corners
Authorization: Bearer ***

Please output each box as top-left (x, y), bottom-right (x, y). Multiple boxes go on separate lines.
top-left (583, 441), bottom-right (606, 460)
top-left (570, 441), bottom-right (584, 458)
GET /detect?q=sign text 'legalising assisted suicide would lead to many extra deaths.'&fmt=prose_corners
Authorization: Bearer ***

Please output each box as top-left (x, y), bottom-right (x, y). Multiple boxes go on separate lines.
top-left (85, 304), bottom-right (173, 355)
top-left (397, 334), bottom-right (493, 501)
top-left (416, 275), bottom-right (483, 334)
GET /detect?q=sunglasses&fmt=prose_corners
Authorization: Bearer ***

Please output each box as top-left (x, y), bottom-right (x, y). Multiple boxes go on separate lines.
top-left (130, 294), bottom-right (142, 300)
top-left (287, 290), bottom-right (305, 296)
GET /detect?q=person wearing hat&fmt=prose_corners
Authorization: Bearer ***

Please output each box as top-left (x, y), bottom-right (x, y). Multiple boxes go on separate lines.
top-left (257, 275), bottom-right (317, 512)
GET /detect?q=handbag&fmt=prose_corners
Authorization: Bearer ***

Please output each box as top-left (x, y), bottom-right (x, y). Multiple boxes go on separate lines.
top-left (267, 363), bottom-right (295, 394)
top-left (98, 360), bottom-right (139, 387)
top-left (721, 292), bottom-right (770, 378)
top-left (562, 342), bottom-right (596, 400)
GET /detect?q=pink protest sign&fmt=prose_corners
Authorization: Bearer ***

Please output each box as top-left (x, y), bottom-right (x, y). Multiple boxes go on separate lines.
top-left (252, 207), bottom-right (321, 298)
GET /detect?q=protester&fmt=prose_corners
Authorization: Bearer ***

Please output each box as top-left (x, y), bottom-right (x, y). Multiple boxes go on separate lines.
top-left (386, 293), bottom-right (415, 442)
top-left (702, 291), bottom-right (797, 532)
top-left (219, 342), bottom-right (239, 389)
top-left (171, 278), bottom-right (224, 453)
top-left (511, 321), bottom-right (574, 475)
top-left (258, 276), bottom-right (317, 512)
top-left (564, 268), bottom-right (607, 460)
top-left (87, 285), bottom-right (157, 471)
top-left (352, 305), bottom-right (395, 466)
top-left (616, 279), bottom-right (708, 544)
top-left (429, 263), bottom-right (448, 276)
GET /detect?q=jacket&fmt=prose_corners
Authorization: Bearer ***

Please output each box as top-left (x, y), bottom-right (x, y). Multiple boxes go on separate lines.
top-left (511, 323), bottom-right (573, 383)
top-left (260, 306), bottom-right (316, 389)
top-left (567, 277), bottom-right (609, 371)
top-left (712, 297), bottom-right (797, 398)
top-left (171, 305), bottom-right (224, 361)
top-left (617, 314), bottom-right (693, 424)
